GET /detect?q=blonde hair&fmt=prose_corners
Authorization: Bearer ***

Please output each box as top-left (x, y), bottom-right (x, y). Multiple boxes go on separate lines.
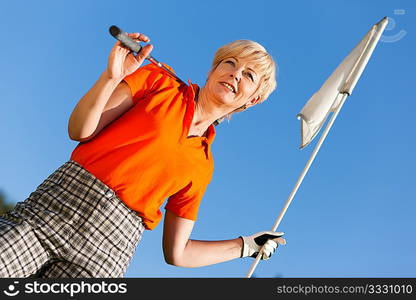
top-left (210, 40), bottom-right (277, 125)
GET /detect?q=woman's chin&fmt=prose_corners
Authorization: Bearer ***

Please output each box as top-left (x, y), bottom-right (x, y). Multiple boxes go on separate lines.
top-left (215, 93), bottom-right (236, 104)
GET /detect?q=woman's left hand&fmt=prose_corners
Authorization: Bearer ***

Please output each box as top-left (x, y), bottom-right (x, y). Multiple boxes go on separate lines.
top-left (240, 231), bottom-right (286, 260)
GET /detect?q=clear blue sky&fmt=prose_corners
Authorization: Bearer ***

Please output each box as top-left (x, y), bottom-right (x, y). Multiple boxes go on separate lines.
top-left (0, 0), bottom-right (414, 278)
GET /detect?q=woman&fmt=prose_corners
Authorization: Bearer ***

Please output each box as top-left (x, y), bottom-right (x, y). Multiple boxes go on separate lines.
top-left (0, 32), bottom-right (286, 277)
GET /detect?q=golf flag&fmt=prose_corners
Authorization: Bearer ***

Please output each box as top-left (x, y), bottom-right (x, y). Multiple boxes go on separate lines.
top-left (297, 17), bottom-right (388, 149)
top-left (246, 17), bottom-right (389, 278)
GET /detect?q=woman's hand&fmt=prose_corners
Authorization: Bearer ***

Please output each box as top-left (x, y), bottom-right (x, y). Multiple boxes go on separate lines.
top-left (106, 32), bottom-right (153, 80)
top-left (240, 231), bottom-right (286, 260)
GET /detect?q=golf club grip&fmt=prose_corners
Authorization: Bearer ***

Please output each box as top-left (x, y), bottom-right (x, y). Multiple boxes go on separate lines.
top-left (109, 25), bottom-right (142, 53)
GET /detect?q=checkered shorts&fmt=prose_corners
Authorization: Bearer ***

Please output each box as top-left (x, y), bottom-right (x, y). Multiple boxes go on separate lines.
top-left (0, 160), bottom-right (145, 278)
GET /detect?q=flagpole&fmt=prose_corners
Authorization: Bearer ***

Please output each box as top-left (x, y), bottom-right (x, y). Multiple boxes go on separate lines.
top-left (246, 92), bottom-right (349, 278)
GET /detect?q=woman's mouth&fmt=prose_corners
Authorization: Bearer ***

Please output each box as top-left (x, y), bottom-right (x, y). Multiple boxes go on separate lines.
top-left (220, 82), bottom-right (236, 93)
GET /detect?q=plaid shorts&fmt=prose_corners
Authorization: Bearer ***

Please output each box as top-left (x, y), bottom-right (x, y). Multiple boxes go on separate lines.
top-left (0, 160), bottom-right (145, 278)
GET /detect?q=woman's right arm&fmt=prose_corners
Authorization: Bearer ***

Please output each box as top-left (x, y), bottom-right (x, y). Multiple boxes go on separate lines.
top-left (68, 32), bottom-right (153, 142)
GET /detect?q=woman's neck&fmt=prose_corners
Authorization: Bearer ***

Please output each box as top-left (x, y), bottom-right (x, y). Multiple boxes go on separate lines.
top-left (190, 87), bottom-right (224, 136)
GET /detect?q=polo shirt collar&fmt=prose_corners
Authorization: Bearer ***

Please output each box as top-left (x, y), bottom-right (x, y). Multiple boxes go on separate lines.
top-left (184, 80), bottom-right (216, 146)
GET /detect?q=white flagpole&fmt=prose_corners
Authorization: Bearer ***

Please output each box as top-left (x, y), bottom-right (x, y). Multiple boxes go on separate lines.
top-left (246, 92), bottom-right (349, 278)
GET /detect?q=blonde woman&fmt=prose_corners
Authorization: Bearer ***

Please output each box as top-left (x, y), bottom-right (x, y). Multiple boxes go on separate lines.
top-left (0, 33), bottom-right (286, 277)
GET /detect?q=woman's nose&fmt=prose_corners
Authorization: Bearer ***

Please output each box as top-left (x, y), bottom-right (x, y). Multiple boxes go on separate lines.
top-left (230, 73), bottom-right (241, 83)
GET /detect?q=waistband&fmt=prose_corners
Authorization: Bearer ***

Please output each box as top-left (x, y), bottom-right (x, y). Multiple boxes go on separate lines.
top-left (50, 160), bottom-right (141, 222)
top-left (51, 160), bottom-right (116, 197)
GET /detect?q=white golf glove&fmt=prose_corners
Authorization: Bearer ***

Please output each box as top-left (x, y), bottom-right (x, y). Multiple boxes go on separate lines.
top-left (240, 231), bottom-right (286, 260)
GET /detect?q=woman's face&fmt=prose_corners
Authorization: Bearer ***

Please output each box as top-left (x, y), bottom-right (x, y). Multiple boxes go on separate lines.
top-left (205, 56), bottom-right (260, 110)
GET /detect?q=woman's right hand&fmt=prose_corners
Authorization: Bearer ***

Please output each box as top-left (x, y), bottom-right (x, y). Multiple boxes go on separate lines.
top-left (106, 32), bottom-right (153, 81)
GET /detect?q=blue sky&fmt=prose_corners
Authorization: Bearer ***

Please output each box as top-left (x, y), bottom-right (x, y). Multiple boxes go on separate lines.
top-left (0, 0), bottom-right (415, 278)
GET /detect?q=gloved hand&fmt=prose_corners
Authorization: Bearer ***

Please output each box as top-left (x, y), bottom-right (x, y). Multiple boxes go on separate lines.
top-left (240, 231), bottom-right (286, 260)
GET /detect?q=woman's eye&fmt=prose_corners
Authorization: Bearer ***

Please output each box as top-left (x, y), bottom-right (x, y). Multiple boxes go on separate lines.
top-left (225, 60), bottom-right (235, 66)
top-left (246, 72), bottom-right (254, 81)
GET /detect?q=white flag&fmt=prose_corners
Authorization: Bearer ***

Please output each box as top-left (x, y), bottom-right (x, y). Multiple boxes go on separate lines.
top-left (297, 17), bottom-right (388, 149)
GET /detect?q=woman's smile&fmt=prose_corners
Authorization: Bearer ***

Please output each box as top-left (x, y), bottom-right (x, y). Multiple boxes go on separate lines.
top-left (219, 82), bottom-right (236, 93)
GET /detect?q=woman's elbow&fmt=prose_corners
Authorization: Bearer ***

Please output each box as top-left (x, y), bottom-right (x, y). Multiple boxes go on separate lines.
top-left (68, 128), bottom-right (80, 141)
top-left (164, 256), bottom-right (176, 266)
top-left (163, 251), bottom-right (180, 266)
top-left (68, 129), bottom-right (85, 142)
top-left (67, 114), bottom-right (95, 142)
top-left (67, 124), bottom-right (94, 142)
top-left (163, 248), bottom-right (187, 267)
top-left (68, 120), bottom-right (83, 141)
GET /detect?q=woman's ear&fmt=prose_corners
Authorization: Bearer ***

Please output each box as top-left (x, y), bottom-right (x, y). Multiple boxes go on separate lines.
top-left (246, 96), bottom-right (261, 108)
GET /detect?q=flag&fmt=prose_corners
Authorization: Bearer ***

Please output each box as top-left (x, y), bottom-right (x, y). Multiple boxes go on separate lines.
top-left (297, 17), bottom-right (388, 149)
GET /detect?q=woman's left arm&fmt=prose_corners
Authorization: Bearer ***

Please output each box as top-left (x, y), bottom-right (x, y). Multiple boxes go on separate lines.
top-left (162, 210), bottom-right (243, 267)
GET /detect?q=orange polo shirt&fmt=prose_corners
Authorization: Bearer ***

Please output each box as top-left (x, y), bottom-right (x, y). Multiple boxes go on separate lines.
top-left (70, 63), bottom-right (215, 230)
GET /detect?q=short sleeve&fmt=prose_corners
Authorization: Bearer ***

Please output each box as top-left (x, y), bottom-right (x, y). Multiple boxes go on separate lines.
top-left (165, 181), bottom-right (209, 221)
top-left (123, 63), bottom-right (171, 105)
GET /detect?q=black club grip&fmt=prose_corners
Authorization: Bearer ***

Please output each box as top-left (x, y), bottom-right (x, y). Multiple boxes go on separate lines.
top-left (109, 25), bottom-right (142, 53)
